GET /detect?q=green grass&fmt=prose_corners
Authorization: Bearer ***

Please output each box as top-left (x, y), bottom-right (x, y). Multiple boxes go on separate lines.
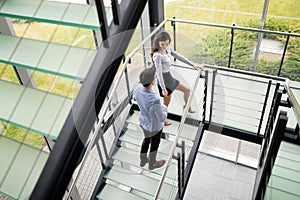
top-left (0, 121), bottom-right (45, 149)
top-left (164, 0), bottom-right (300, 42)
top-left (0, 63), bottom-right (19, 83)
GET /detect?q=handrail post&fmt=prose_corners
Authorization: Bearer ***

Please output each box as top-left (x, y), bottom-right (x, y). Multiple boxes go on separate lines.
top-left (228, 23), bottom-right (235, 68)
top-left (259, 88), bottom-right (282, 167)
top-left (202, 70), bottom-right (208, 122)
top-left (257, 80), bottom-right (272, 136)
top-left (277, 30), bottom-right (291, 76)
top-left (172, 17), bottom-right (177, 61)
top-left (177, 152), bottom-right (181, 199)
top-left (264, 83), bottom-right (280, 137)
top-left (124, 67), bottom-right (132, 104)
top-left (209, 70), bottom-right (217, 124)
top-left (181, 141), bottom-right (185, 191)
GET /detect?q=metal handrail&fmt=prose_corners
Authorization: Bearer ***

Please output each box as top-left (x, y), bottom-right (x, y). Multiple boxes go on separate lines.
top-left (285, 83), bottom-right (300, 128)
top-left (154, 69), bottom-right (202, 199)
top-left (67, 19), bottom-right (167, 198)
top-left (167, 18), bottom-right (300, 38)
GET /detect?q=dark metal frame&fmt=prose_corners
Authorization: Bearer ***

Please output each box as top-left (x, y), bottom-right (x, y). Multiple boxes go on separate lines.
top-left (228, 24), bottom-right (235, 68)
top-left (95, 0), bottom-right (109, 47)
top-left (253, 111), bottom-right (288, 200)
top-left (209, 70), bottom-right (217, 124)
top-left (179, 123), bottom-right (205, 199)
top-left (172, 17), bottom-right (177, 61)
top-left (259, 88), bottom-right (282, 167)
top-left (30, 1), bottom-right (148, 199)
top-left (278, 30), bottom-right (291, 76)
top-left (257, 80), bottom-right (272, 136)
top-left (148, 0), bottom-right (165, 30)
top-left (111, 0), bottom-right (120, 25)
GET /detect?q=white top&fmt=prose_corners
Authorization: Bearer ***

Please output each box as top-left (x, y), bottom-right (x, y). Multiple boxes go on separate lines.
top-left (153, 46), bottom-right (194, 90)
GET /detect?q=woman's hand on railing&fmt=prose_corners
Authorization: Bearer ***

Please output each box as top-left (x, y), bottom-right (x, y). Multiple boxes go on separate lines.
top-left (193, 64), bottom-right (205, 71)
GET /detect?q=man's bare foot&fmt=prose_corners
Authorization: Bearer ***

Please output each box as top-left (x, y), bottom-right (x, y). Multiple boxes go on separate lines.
top-left (149, 160), bottom-right (166, 170)
top-left (164, 121), bottom-right (172, 126)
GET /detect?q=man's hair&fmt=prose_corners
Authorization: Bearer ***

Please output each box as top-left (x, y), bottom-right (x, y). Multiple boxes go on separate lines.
top-left (140, 68), bottom-right (156, 86)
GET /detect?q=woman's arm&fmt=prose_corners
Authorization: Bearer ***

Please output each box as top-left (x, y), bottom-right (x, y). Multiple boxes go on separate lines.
top-left (170, 47), bottom-right (204, 70)
top-left (170, 47), bottom-right (194, 66)
top-left (153, 53), bottom-right (166, 90)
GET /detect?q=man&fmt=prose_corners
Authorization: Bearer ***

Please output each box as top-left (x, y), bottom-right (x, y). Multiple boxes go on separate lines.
top-left (133, 68), bottom-right (167, 170)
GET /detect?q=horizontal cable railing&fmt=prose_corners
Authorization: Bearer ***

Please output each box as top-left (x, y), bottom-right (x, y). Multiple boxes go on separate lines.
top-left (169, 18), bottom-right (300, 37)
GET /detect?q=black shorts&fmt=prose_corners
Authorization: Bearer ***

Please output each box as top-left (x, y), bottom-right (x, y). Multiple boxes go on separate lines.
top-left (158, 72), bottom-right (179, 97)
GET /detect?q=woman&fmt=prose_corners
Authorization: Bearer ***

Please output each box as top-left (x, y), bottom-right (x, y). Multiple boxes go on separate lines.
top-left (151, 30), bottom-right (204, 126)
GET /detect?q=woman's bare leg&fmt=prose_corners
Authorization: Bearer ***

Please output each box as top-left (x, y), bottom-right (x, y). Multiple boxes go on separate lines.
top-left (163, 94), bottom-right (171, 107)
top-left (176, 83), bottom-right (195, 113)
top-left (163, 94), bottom-right (172, 125)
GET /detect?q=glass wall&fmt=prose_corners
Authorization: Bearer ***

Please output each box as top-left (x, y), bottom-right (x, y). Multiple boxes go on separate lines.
top-left (165, 0), bottom-right (264, 27)
top-left (164, 0), bottom-right (300, 82)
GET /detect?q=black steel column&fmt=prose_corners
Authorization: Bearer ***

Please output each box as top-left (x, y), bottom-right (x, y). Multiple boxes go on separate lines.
top-left (228, 24), bottom-right (235, 68)
top-left (148, 0), bottom-right (164, 29)
top-left (277, 31), bottom-right (291, 76)
top-left (30, 1), bottom-right (148, 199)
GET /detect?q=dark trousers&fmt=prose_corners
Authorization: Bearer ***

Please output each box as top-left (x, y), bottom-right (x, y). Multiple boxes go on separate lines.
top-left (140, 128), bottom-right (163, 165)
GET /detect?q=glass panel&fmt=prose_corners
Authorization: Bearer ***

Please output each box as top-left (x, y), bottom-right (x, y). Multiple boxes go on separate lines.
top-left (165, 24), bottom-right (231, 67)
top-left (212, 72), bottom-right (268, 133)
top-left (266, 0), bottom-right (300, 60)
top-left (254, 33), bottom-right (283, 76)
top-left (0, 80), bottom-right (73, 139)
top-left (0, 135), bottom-right (49, 200)
top-left (165, 0), bottom-right (264, 27)
top-left (237, 140), bottom-right (260, 168)
top-left (127, 49), bottom-right (147, 92)
top-left (280, 35), bottom-right (300, 82)
top-left (231, 29), bottom-right (259, 71)
top-left (199, 131), bottom-right (238, 162)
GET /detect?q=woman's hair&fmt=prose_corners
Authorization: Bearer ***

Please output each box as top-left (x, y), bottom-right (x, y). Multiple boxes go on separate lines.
top-left (150, 30), bottom-right (171, 58)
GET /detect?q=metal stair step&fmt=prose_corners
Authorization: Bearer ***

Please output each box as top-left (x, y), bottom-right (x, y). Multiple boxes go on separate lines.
top-left (112, 146), bottom-right (178, 180)
top-left (119, 129), bottom-right (191, 161)
top-left (0, 34), bottom-right (96, 81)
top-left (0, 135), bottom-right (49, 199)
top-left (96, 184), bottom-right (145, 200)
top-left (0, 0), bottom-right (106, 29)
top-left (126, 111), bottom-right (198, 141)
top-left (0, 80), bottom-right (72, 139)
top-left (104, 165), bottom-right (177, 200)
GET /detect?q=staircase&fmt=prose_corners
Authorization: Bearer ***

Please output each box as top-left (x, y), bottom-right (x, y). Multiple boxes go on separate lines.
top-left (95, 112), bottom-right (202, 199)
top-left (94, 68), bottom-right (205, 199)
top-left (0, 0), bottom-right (107, 199)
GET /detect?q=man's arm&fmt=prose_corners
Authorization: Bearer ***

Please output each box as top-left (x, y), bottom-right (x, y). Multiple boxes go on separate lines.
top-left (149, 103), bottom-right (168, 123)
